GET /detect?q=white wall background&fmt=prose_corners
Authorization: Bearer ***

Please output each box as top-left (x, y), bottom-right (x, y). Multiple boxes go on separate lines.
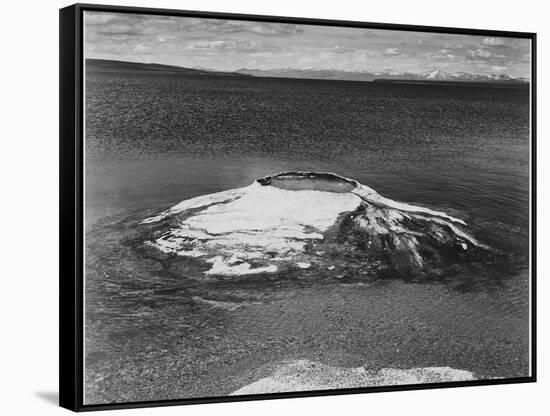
top-left (0, 0), bottom-right (547, 414)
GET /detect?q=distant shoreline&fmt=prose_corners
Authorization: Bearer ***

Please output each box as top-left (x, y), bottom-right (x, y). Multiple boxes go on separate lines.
top-left (85, 58), bottom-right (529, 88)
top-left (85, 58), bottom-right (253, 78)
top-left (372, 78), bottom-right (529, 88)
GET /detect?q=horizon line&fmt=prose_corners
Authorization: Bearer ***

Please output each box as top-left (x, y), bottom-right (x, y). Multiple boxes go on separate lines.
top-left (85, 57), bottom-right (530, 83)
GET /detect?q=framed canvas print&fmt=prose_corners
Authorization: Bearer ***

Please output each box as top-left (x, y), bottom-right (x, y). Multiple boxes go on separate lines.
top-left (59, 3), bottom-right (536, 411)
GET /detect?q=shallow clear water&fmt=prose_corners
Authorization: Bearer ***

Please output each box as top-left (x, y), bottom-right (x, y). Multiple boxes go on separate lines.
top-left (84, 71), bottom-right (531, 403)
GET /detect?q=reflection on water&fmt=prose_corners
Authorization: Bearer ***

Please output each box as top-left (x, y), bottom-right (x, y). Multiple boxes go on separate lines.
top-left (84, 73), bottom-right (531, 404)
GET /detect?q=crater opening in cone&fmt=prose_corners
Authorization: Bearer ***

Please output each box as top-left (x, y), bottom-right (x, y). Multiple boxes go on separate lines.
top-left (258, 172), bottom-right (356, 193)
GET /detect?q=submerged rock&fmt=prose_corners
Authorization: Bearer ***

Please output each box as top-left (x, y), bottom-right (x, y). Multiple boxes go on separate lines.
top-left (141, 172), bottom-right (492, 278)
top-left (230, 359), bottom-right (476, 395)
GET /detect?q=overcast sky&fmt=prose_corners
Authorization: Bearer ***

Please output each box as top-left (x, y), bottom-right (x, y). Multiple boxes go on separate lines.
top-left (85, 11), bottom-right (531, 77)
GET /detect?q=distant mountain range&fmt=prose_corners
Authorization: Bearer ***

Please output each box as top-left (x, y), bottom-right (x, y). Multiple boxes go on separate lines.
top-left (235, 67), bottom-right (528, 84)
top-left (86, 59), bottom-right (528, 84)
top-left (85, 59), bottom-right (252, 78)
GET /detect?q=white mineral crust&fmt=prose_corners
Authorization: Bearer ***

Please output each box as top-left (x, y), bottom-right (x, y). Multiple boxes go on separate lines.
top-left (142, 172), bottom-right (485, 276)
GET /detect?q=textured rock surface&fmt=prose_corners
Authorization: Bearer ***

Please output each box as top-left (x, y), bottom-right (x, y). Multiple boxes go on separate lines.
top-left (141, 172), bottom-right (492, 278)
top-left (230, 359), bottom-right (476, 395)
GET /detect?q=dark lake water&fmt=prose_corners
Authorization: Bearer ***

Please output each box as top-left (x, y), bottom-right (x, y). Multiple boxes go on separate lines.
top-left (86, 72), bottom-right (530, 231)
top-left (84, 71), bottom-right (531, 403)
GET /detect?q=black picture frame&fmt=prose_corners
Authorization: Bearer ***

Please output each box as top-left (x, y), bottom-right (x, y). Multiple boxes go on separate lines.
top-left (60, 3), bottom-right (537, 412)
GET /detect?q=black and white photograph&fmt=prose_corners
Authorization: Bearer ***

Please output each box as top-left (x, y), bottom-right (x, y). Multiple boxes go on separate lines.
top-left (78, 7), bottom-right (533, 406)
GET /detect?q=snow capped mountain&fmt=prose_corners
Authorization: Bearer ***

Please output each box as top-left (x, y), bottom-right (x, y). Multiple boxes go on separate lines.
top-left (216, 64), bottom-right (527, 84)
top-left (424, 70), bottom-right (454, 80)
top-left (88, 59), bottom-right (527, 85)
top-left (234, 67), bottom-right (527, 83)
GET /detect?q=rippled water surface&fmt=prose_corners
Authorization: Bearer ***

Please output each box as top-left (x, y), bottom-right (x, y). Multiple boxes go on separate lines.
top-left (84, 71), bottom-right (531, 404)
